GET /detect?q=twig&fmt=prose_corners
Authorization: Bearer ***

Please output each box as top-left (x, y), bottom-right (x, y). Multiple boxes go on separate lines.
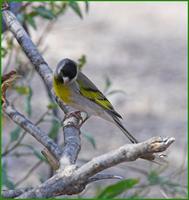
top-left (2, 132), bottom-right (26, 157)
top-left (10, 152), bottom-right (35, 157)
top-left (15, 160), bottom-right (43, 187)
top-left (2, 109), bottom-right (49, 157)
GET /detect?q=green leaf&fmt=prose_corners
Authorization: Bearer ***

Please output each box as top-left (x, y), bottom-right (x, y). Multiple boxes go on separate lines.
top-left (148, 170), bottom-right (180, 188)
top-left (25, 86), bottom-right (32, 117)
top-left (33, 6), bottom-right (55, 20)
top-left (106, 89), bottom-right (126, 96)
top-left (47, 103), bottom-right (58, 110)
top-left (25, 15), bottom-right (37, 30)
top-left (84, 1), bottom-right (89, 13)
top-left (16, 13), bottom-right (25, 24)
top-left (1, 47), bottom-right (8, 57)
top-left (103, 76), bottom-right (112, 93)
top-left (21, 144), bottom-right (46, 162)
top-left (7, 38), bottom-right (14, 49)
top-left (97, 179), bottom-right (139, 198)
top-left (147, 170), bottom-right (160, 185)
top-left (69, 0), bottom-right (83, 19)
top-left (78, 54), bottom-right (87, 70)
top-left (14, 86), bottom-right (30, 95)
top-left (10, 126), bottom-right (22, 143)
top-left (83, 132), bottom-right (96, 149)
top-left (50, 2), bottom-right (68, 16)
top-left (2, 162), bottom-right (15, 189)
top-left (48, 119), bottom-right (60, 140)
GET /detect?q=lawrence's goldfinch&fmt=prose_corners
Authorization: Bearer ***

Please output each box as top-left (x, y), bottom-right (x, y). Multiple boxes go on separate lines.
top-left (53, 58), bottom-right (138, 143)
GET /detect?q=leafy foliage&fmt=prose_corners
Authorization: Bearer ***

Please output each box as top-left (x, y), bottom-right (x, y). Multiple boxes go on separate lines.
top-left (32, 6), bottom-right (55, 20)
top-left (69, 0), bottom-right (83, 19)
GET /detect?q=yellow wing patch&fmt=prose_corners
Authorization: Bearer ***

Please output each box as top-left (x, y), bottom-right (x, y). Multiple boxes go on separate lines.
top-left (79, 87), bottom-right (113, 110)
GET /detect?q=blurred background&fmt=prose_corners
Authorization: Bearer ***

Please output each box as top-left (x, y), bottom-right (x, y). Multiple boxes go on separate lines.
top-left (2, 2), bottom-right (187, 198)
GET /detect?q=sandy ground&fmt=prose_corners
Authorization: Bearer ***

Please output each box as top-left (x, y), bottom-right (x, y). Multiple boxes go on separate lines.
top-left (2, 2), bottom-right (187, 198)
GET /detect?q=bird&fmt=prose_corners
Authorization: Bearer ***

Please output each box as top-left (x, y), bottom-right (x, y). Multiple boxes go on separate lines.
top-left (53, 58), bottom-right (138, 144)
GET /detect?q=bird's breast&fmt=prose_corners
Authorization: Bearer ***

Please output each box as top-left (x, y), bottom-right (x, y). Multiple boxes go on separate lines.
top-left (53, 77), bottom-right (71, 103)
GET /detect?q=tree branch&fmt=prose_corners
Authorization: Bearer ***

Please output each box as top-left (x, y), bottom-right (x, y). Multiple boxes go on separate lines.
top-left (3, 10), bottom-right (51, 87)
top-left (75, 137), bottom-right (175, 180)
top-left (59, 113), bottom-right (83, 169)
top-left (2, 7), bottom-right (176, 199)
top-left (2, 9), bottom-right (67, 113)
top-left (2, 188), bottom-right (33, 198)
top-left (3, 103), bottom-right (62, 160)
top-left (16, 137), bottom-right (175, 198)
top-left (2, 9), bottom-right (82, 169)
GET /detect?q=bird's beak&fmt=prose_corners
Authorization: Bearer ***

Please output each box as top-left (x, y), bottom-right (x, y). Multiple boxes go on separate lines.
top-left (63, 77), bottom-right (70, 85)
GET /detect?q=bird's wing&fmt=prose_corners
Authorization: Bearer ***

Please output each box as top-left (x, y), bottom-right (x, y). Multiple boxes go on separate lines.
top-left (76, 72), bottom-right (122, 119)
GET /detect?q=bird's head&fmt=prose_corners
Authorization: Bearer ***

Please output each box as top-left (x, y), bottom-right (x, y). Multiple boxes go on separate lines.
top-left (54, 58), bottom-right (78, 85)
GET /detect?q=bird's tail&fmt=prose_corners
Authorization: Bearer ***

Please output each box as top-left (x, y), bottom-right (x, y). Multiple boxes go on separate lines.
top-left (113, 117), bottom-right (139, 144)
top-left (113, 117), bottom-right (166, 164)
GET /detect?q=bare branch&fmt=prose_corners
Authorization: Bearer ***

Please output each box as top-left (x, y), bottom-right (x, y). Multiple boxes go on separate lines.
top-left (2, 188), bottom-right (33, 198)
top-left (2, 8), bottom-right (81, 169)
top-left (2, 9), bottom-right (67, 113)
top-left (3, 10), bottom-right (51, 87)
top-left (3, 104), bottom-right (62, 160)
top-left (16, 137), bottom-right (175, 198)
top-left (74, 137), bottom-right (175, 180)
top-left (60, 113), bottom-right (83, 169)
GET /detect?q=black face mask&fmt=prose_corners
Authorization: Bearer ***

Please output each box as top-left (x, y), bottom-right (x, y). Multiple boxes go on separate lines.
top-left (61, 61), bottom-right (77, 80)
top-left (55, 58), bottom-right (77, 84)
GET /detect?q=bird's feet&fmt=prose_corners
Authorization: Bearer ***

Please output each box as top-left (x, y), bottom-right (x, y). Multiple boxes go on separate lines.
top-left (62, 111), bottom-right (88, 129)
